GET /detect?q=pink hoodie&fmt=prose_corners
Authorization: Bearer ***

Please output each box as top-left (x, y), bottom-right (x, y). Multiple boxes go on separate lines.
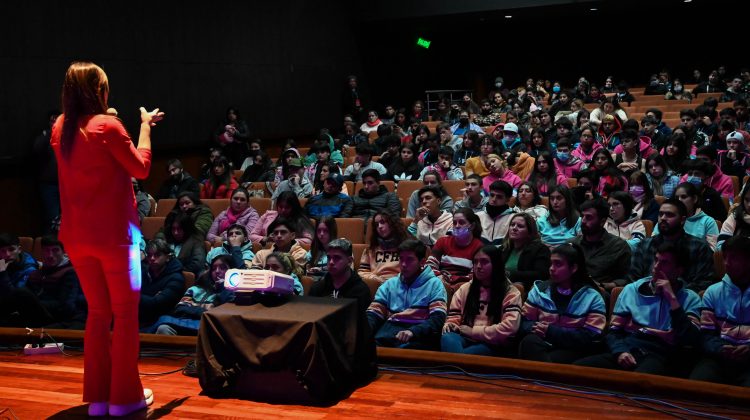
top-left (612, 135), bottom-right (657, 157)
top-left (483, 169), bottom-right (522, 192)
top-left (571, 141), bottom-right (603, 164)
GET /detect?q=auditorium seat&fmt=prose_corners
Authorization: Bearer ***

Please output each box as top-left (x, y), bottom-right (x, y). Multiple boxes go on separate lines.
top-left (641, 220), bottom-right (654, 237)
top-left (345, 181), bottom-right (354, 196)
top-left (18, 236), bottom-right (33, 255)
top-left (155, 199), bottom-right (176, 216)
top-left (233, 169), bottom-right (244, 181)
top-left (730, 176), bottom-right (739, 197)
top-left (32, 236), bottom-right (43, 260)
top-left (248, 182), bottom-right (271, 198)
top-left (442, 180), bottom-right (465, 201)
top-left (148, 195), bottom-right (157, 217)
top-left (182, 271), bottom-right (196, 291)
top-left (141, 216), bottom-right (166, 240)
top-left (299, 197), bottom-right (308, 208)
top-left (336, 218), bottom-right (366, 244)
top-left (654, 195), bottom-right (666, 206)
top-left (362, 277), bottom-right (382, 300)
top-left (566, 178), bottom-right (578, 188)
top-left (301, 275), bottom-right (314, 296)
top-left (249, 197), bottom-right (271, 217)
top-left (203, 199), bottom-right (230, 217)
top-left (609, 286), bottom-right (624, 316)
top-left (396, 180), bottom-right (422, 204)
top-left (713, 250), bottom-right (725, 282)
top-left (353, 243), bottom-right (367, 270)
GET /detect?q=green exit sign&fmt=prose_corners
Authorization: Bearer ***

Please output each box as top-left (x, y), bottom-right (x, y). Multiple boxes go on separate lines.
top-left (416, 37), bottom-right (431, 49)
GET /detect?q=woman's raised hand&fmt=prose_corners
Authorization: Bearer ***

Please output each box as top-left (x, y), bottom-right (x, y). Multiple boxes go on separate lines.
top-left (140, 107), bottom-right (165, 126)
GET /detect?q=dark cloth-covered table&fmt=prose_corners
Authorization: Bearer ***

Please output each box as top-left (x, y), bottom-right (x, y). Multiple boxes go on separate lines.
top-left (196, 295), bottom-right (376, 404)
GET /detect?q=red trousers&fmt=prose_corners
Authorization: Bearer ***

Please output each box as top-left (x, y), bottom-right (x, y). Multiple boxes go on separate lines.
top-left (67, 242), bottom-right (144, 405)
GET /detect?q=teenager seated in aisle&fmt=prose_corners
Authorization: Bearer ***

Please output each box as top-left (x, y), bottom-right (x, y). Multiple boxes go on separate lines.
top-left (139, 239), bottom-right (186, 330)
top-left (305, 217), bottom-right (336, 281)
top-left (162, 212), bottom-right (207, 276)
top-left (158, 158), bottom-right (200, 200)
top-left (426, 208), bottom-right (485, 293)
top-left (358, 210), bottom-right (409, 284)
top-left (271, 158), bottom-right (312, 200)
top-left (537, 185), bottom-right (581, 248)
top-left (201, 156), bottom-right (239, 199)
top-left (690, 236), bottom-right (750, 387)
top-left (518, 244), bottom-right (606, 364)
top-left (575, 242), bottom-right (701, 377)
top-left (251, 218), bottom-right (308, 269)
top-left (344, 143), bottom-right (387, 182)
top-left (206, 223), bottom-right (255, 269)
top-left (165, 192), bottom-right (215, 240)
top-left (441, 245), bottom-right (522, 356)
top-left (406, 170), bottom-right (454, 218)
top-left (408, 185), bottom-right (454, 247)
top-left (628, 199), bottom-right (714, 293)
top-left (386, 143), bottom-right (423, 182)
top-left (453, 174), bottom-right (487, 213)
top-left (572, 198), bottom-right (631, 295)
top-left (605, 191), bottom-right (646, 251)
top-left (352, 169), bottom-right (401, 221)
top-left (251, 191), bottom-right (314, 247)
top-left (366, 239), bottom-right (447, 350)
top-left (206, 187), bottom-right (260, 245)
top-left (652, 182), bottom-right (719, 251)
top-left (151, 254), bottom-right (237, 336)
top-left (718, 182), bottom-right (750, 248)
top-left (305, 173), bottom-right (353, 220)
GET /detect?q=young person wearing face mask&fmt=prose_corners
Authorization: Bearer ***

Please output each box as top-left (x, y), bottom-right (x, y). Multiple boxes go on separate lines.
top-left (519, 244), bottom-right (606, 364)
top-left (605, 191), bottom-right (646, 251)
top-left (426, 208), bottom-right (485, 293)
top-left (680, 159), bottom-right (728, 222)
top-left (653, 182), bottom-right (719, 251)
top-left (450, 110), bottom-right (484, 137)
top-left (666, 78), bottom-right (692, 102)
top-left (476, 180), bottom-right (516, 245)
top-left (684, 146), bottom-right (736, 201)
top-left (553, 138), bottom-right (585, 179)
top-left (497, 122), bottom-right (527, 157)
top-left (629, 171), bottom-right (660, 224)
top-left (441, 245), bottom-right (522, 356)
top-left (150, 254), bottom-right (237, 336)
top-left (419, 146), bottom-right (464, 181)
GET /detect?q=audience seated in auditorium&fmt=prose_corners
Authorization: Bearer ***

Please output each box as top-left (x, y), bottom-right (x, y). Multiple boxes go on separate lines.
top-left (387, 143), bottom-right (423, 182)
top-left (167, 192), bottom-right (215, 239)
top-left (408, 186), bottom-right (453, 247)
top-left (271, 158), bottom-right (312, 201)
top-left (419, 146), bottom-right (464, 181)
top-left (519, 244), bottom-right (606, 364)
top-left (441, 245), bottom-right (522, 356)
top-left (476, 180), bottom-right (515, 245)
top-left (358, 210), bottom-right (408, 285)
top-left (132, 178), bottom-right (152, 223)
top-left (645, 154), bottom-right (679, 201)
top-left (151, 254), bottom-right (237, 336)
top-left (305, 173), bottom-right (353, 220)
top-left (589, 97), bottom-right (628, 127)
top-left (653, 183), bottom-right (719, 251)
top-left (450, 109), bottom-right (483, 137)
top-left (452, 130), bottom-right (480, 167)
top-left (262, 251), bottom-right (304, 296)
top-left (605, 191), bottom-right (646, 251)
top-left (572, 198), bottom-right (631, 294)
top-left (406, 171), bottom-right (454, 218)
top-left (352, 169), bottom-right (401, 221)
top-left (427, 208), bottom-right (484, 293)
top-left (628, 199), bottom-right (714, 292)
top-left (453, 175), bottom-right (488, 213)
top-left (591, 148), bottom-right (628, 199)
top-left (679, 159), bottom-right (728, 222)
top-left (537, 186), bottom-right (581, 248)
top-left (527, 151), bottom-right (567, 197)
top-left (483, 154), bottom-right (522, 194)
top-left (158, 158), bottom-right (200, 200)
top-left (251, 218), bottom-right (307, 269)
top-left (718, 131), bottom-right (750, 179)
top-left (206, 187), bottom-right (260, 244)
top-left (239, 150), bottom-right (275, 186)
top-left (310, 238), bottom-right (371, 314)
top-left (206, 223), bottom-right (255, 269)
top-left (571, 125), bottom-right (602, 166)
top-left (199, 148), bottom-right (224, 183)
top-left (344, 143), bottom-right (387, 182)
top-left (718, 182), bottom-right (750, 248)
top-left (251, 191), bottom-right (314, 247)
top-left (139, 239), bottom-right (186, 329)
top-left (367, 239), bottom-right (447, 350)
top-left (576, 242), bottom-right (701, 377)
top-left (689, 146), bottom-right (736, 201)
top-left (512, 182), bottom-right (549, 220)
top-left (502, 213), bottom-right (550, 291)
top-left (552, 138), bottom-right (583, 180)
top-left (464, 137), bottom-right (496, 177)
top-left (201, 156), bottom-right (239, 199)
top-left (162, 212), bottom-right (207, 276)
top-left (690, 236), bottom-right (750, 387)
top-left (305, 217), bottom-right (335, 280)
top-left (213, 107), bottom-right (250, 168)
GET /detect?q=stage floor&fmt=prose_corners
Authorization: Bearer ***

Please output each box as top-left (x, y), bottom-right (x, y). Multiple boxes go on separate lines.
top-left (0, 349), bottom-right (746, 419)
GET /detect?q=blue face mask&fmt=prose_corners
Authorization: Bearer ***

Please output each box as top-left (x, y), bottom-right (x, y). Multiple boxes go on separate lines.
top-left (553, 86), bottom-right (561, 93)
top-left (687, 175), bottom-right (703, 187)
top-left (557, 152), bottom-right (570, 162)
top-left (503, 134), bottom-right (516, 144)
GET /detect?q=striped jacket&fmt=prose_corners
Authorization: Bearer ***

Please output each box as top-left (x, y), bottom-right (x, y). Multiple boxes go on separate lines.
top-left (699, 275), bottom-right (750, 355)
top-left (608, 277), bottom-right (702, 356)
top-left (521, 281), bottom-right (606, 349)
top-left (446, 280), bottom-right (522, 345)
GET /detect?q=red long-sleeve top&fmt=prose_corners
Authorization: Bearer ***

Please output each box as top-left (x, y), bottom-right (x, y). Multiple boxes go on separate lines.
top-left (51, 115), bottom-right (152, 246)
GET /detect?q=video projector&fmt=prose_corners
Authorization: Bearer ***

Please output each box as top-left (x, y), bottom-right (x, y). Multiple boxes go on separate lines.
top-left (224, 269), bottom-right (296, 296)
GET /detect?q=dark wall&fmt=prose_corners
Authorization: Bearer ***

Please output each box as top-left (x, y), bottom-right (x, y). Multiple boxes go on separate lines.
top-left (0, 1), bottom-right (361, 162)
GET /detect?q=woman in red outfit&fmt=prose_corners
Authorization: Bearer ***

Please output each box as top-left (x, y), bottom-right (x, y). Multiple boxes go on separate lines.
top-left (201, 155), bottom-right (239, 199)
top-left (50, 62), bottom-right (164, 417)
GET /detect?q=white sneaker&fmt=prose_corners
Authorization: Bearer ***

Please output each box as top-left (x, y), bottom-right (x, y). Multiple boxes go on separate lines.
top-left (108, 389), bottom-right (153, 417)
top-left (88, 402), bottom-right (108, 417)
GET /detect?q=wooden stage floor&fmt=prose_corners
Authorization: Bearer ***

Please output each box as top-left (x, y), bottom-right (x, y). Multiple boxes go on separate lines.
top-left (0, 349), bottom-right (747, 419)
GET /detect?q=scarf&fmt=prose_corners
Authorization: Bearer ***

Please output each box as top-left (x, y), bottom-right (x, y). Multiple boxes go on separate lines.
top-left (485, 204), bottom-right (509, 219)
top-left (366, 118), bottom-right (382, 127)
top-left (219, 206), bottom-right (243, 233)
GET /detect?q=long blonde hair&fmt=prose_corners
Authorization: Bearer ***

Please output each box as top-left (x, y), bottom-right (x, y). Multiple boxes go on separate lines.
top-left (60, 62), bottom-right (109, 157)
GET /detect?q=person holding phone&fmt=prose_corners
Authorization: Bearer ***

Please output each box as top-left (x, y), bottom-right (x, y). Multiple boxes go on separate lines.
top-left (51, 62), bottom-right (164, 416)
